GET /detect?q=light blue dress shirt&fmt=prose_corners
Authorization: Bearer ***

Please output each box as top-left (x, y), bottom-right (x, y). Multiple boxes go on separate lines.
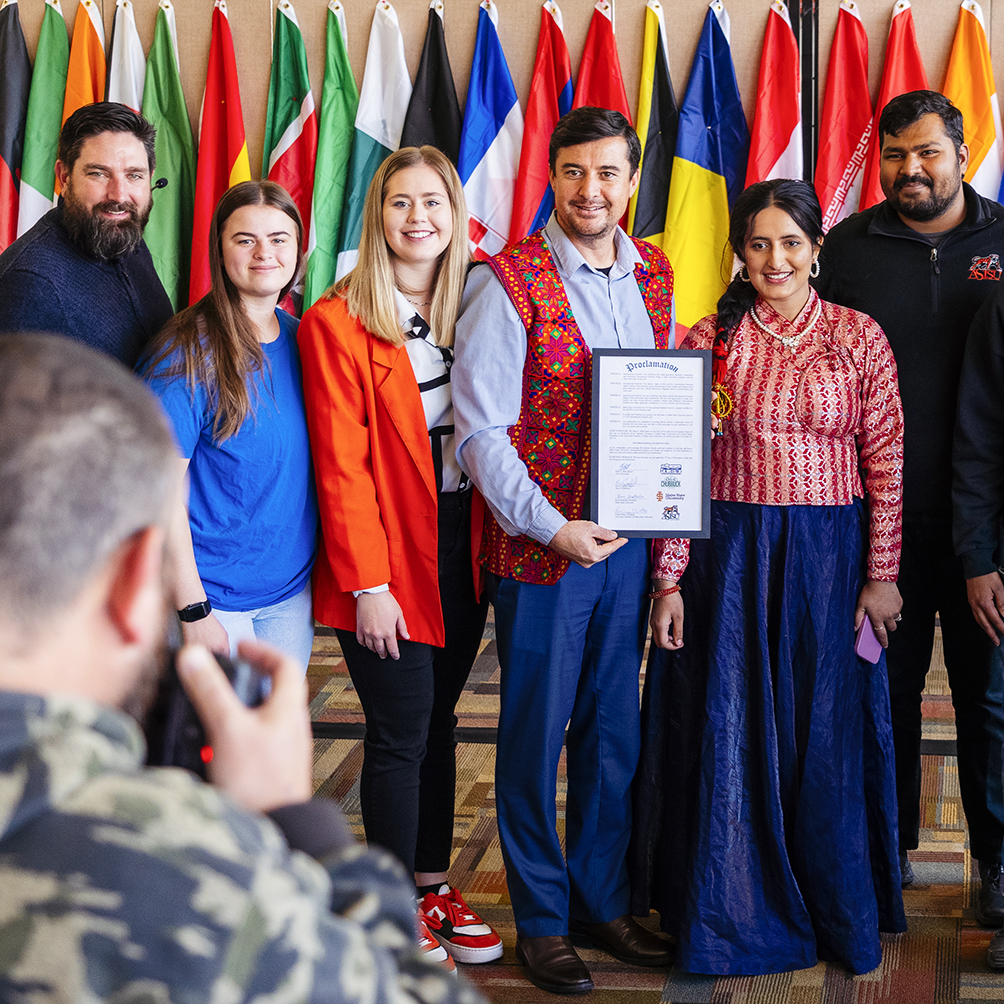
top-left (452, 213), bottom-right (674, 545)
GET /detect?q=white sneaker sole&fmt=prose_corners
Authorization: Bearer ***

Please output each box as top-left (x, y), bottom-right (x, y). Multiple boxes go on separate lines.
top-left (433, 933), bottom-right (504, 965)
top-left (419, 945), bottom-right (458, 976)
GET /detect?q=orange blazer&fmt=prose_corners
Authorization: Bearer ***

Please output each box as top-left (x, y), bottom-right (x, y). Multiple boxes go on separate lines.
top-left (298, 295), bottom-right (481, 647)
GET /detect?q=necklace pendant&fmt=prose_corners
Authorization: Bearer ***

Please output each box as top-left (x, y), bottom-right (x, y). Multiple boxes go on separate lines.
top-left (711, 383), bottom-right (734, 421)
top-left (749, 300), bottom-right (821, 351)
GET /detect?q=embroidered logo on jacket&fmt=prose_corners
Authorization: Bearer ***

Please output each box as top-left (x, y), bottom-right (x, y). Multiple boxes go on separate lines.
top-left (969, 254), bottom-right (1003, 280)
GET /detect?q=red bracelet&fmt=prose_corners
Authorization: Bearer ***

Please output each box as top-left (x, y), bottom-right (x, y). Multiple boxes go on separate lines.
top-left (649, 585), bottom-right (681, 599)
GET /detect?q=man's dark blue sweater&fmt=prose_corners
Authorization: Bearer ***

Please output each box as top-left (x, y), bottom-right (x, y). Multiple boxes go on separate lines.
top-left (0, 205), bottom-right (173, 368)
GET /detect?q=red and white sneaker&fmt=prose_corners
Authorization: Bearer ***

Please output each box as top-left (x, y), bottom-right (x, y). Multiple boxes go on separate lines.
top-left (419, 885), bottom-right (504, 964)
top-left (417, 914), bottom-right (457, 975)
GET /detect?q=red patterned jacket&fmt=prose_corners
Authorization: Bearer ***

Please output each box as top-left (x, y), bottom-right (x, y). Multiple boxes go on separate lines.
top-left (655, 290), bottom-right (904, 582)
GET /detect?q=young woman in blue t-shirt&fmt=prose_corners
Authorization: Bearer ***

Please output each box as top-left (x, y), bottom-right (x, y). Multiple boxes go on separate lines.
top-left (144, 181), bottom-right (318, 670)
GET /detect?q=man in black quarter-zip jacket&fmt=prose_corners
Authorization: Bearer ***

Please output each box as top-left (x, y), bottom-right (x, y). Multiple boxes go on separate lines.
top-left (817, 90), bottom-right (1004, 934)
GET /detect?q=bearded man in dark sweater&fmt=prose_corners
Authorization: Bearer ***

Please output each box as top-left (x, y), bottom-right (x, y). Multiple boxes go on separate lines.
top-left (816, 90), bottom-right (1004, 928)
top-left (0, 103), bottom-right (173, 368)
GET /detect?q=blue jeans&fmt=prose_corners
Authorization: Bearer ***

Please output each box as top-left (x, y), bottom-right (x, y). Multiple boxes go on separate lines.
top-left (214, 581), bottom-right (314, 673)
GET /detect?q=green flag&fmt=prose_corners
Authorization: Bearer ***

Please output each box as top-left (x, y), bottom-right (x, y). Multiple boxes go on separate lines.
top-left (17, 0), bottom-right (68, 236)
top-left (303, 0), bottom-right (358, 309)
top-left (142, 0), bottom-right (195, 311)
top-left (334, 0), bottom-right (410, 281)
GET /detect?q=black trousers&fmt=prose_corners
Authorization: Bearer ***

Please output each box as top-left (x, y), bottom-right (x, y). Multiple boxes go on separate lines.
top-left (336, 489), bottom-right (489, 875)
top-left (887, 516), bottom-right (1004, 862)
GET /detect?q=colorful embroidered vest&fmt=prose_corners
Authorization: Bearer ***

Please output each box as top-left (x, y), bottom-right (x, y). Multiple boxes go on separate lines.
top-left (482, 230), bottom-right (674, 584)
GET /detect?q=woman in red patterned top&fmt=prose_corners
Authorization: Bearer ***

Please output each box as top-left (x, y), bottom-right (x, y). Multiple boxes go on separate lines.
top-left (630, 180), bottom-right (907, 976)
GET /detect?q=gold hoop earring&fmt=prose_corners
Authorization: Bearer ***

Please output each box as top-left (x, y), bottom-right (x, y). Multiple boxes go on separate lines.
top-left (810, 258), bottom-right (820, 279)
top-left (738, 265), bottom-right (751, 283)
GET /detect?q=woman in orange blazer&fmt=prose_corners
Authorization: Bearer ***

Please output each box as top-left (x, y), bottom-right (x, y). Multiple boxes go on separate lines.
top-left (298, 146), bottom-right (499, 970)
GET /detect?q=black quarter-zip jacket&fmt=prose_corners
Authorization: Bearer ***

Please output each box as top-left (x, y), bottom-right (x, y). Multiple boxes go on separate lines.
top-left (953, 285), bottom-right (1004, 577)
top-left (814, 183), bottom-right (1004, 519)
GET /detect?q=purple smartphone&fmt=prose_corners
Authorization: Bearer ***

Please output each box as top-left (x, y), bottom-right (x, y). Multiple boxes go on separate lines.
top-left (855, 618), bottom-right (883, 664)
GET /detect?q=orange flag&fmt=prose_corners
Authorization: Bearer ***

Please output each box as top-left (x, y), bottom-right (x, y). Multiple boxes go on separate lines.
top-left (858, 0), bottom-right (928, 211)
top-left (62, 0), bottom-right (105, 124)
top-left (942, 0), bottom-right (1003, 200)
top-left (189, 0), bottom-right (251, 304)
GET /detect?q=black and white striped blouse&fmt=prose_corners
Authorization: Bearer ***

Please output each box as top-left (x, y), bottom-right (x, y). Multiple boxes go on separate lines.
top-left (396, 290), bottom-right (467, 494)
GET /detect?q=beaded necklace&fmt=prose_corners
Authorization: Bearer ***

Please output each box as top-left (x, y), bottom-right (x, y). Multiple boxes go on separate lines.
top-left (712, 294), bottom-right (824, 433)
top-left (749, 297), bottom-right (822, 350)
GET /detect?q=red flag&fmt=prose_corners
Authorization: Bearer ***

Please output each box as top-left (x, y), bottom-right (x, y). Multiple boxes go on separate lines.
top-left (746, 0), bottom-right (802, 186)
top-left (572, 0), bottom-right (630, 120)
top-left (509, 1), bottom-right (572, 243)
top-left (62, 0), bottom-right (105, 125)
top-left (190, 0), bottom-right (251, 305)
top-left (815, 0), bottom-right (872, 230)
top-left (572, 0), bottom-right (631, 228)
top-left (859, 0), bottom-right (928, 211)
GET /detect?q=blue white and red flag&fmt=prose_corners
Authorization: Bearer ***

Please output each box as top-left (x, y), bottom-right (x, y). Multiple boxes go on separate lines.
top-left (509, 1), bottom-right (572, 243)
top-left (457, 0), bottom-right (523, 260)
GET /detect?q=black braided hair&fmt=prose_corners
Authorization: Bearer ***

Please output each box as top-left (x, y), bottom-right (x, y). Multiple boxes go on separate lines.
top-left (712, 179), bottom-right (824, 377)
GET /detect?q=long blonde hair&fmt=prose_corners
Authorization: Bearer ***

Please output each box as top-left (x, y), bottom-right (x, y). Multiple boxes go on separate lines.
top-left (143, 181), bottom-right (304, 442)
top-left (334, 146), bottom-right (469, 347)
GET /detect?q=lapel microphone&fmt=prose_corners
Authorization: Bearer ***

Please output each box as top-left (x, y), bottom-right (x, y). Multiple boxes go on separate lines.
top-left (153, 178), bottom-right (169, 190)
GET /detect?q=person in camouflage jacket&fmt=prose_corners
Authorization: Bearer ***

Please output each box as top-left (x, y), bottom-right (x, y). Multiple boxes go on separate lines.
top-left (0, 333), bottom-right (486, 1004)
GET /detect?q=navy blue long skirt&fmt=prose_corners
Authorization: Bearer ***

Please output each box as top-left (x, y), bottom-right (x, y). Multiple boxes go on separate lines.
top-left (630, 500), bottom-right (906, 975)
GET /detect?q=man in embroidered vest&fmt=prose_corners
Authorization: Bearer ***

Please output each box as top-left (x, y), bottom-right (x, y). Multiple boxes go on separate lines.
top-left (453, 108), bottom-right (680, 994)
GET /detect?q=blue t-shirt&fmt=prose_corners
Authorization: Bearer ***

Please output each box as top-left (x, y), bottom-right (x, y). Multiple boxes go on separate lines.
top-left (147, 309), bottom-right (319, 611)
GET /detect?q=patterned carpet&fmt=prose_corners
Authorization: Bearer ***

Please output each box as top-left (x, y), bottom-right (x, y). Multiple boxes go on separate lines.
top-left (307, 620), bottom-right (1004, 1003)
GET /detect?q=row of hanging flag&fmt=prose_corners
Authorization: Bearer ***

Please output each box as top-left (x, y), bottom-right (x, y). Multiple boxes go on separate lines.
top-left (0, 0), bottom-right (1000, 336)
top-left (672, 0), bottom-right (1004, 333)
top-left (818, 0), bottom-right (1003, 227)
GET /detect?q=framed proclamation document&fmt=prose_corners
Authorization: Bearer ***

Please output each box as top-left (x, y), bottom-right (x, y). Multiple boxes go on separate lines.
top-left (590, 348), bottom-right (711, 538)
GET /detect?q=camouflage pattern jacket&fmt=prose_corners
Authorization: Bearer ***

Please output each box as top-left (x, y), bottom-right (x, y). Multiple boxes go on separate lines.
top-left (0, 690), bottom-right (486, 1003)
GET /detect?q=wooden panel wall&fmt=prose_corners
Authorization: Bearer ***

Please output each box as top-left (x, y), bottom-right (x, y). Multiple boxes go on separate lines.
top-left (12, 0), bottom-right (993, 182)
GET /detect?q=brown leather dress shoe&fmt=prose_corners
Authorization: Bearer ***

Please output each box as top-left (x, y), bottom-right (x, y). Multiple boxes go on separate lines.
top-left (568, 915), bottom-right (674, 967)
top-left (515, 935), bottom-right (594, 995)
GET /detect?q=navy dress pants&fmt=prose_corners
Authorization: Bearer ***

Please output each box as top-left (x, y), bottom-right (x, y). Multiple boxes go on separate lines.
top-left (488, 538), bottom-right (649, 937)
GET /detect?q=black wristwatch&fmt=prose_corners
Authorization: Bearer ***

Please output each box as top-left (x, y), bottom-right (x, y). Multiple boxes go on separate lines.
top-left (177, 599), bottom-right (213, 622)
